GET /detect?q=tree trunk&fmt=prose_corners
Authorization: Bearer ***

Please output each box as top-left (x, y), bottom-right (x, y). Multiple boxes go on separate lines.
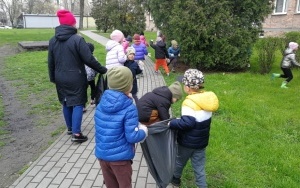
top-left (79, 0), bottom-right (84, 29)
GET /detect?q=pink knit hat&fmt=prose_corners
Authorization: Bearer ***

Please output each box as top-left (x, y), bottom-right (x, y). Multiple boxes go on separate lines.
top-left (289, 42), bottom-right (299, 50)
top-left (110, 30), bottom-right (124, 43)
top-left (57, 10), bottom-right (76, 26)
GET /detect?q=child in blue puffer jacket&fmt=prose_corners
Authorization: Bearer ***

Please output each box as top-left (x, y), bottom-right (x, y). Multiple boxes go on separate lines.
top-left (168, 40), bottom-right (180, 72)
top-left (94, 66), bottom-right (148, 188)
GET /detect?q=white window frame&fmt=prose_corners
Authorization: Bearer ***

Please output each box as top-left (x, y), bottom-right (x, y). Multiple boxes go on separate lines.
top-left (274, 0), bottom-right (288, 14)
top-left (296, 0), bottom-right (300, 13)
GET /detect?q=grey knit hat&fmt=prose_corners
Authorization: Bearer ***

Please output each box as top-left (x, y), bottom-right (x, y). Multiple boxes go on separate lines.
top-left (168, 81), bottom-right (183, 100)
top-left (107, 66), bottom-right (133, 93)
top-left (182, 69), bottom-right (204, 90)
top-left (126, 47), bottom-right (136, 56)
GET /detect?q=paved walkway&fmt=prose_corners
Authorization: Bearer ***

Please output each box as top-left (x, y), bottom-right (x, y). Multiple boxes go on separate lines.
top-left (10, 31), bottom-right (173, 188)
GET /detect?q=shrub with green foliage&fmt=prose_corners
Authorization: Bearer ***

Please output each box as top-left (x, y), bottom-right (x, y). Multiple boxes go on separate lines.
top-left (147, 0), bottom-right (273, 71)
top-left (255, 37), bottom-right (281, 74)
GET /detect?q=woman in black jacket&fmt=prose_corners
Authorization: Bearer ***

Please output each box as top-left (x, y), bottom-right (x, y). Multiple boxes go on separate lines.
top-left (48, 9), bottom-right (107, 143)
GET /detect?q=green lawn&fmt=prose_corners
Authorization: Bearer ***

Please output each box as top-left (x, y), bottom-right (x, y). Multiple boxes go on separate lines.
top-left (0, 29), bottom-right (299, 187)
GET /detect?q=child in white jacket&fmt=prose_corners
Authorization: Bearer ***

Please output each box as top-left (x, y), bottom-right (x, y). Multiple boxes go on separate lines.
top-left (105, 30), bottom-right (127, 69)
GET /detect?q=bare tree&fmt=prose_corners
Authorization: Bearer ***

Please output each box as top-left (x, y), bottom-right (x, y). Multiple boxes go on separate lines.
top-left (79, 0), bottom-right (84, 29)
top-left (22, 0), bottom-right (56, 14)
top-left (0, 0), bottom-right (22, 27)
top-left (26, 0), bottom-right (35, 14)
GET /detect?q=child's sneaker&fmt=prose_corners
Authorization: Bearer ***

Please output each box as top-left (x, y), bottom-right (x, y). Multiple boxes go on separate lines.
top-left (71, 133), bottom-right (88, 143)
top-left (90, 100), bottom-right (95, 105)
top-left (171, 176), bottom-right (181, 187)
top-left (271, 73), bottom-right (280, 80)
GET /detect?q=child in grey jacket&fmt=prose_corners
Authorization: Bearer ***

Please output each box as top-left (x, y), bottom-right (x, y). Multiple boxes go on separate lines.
top-left (272, 42), bottom-right (300, 88)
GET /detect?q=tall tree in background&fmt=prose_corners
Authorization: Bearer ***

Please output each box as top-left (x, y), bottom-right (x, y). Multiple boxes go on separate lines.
top-left (29, 0), bottom-right (56, 14)
top-left (79, 0), bottom-right (84, 29)
top-left (91, 0), bottom-right (114, 32)
top-left (91, 0), bottom-right (145, 36)
top-left (148, 0), bottom-right (273, 71)
top-left (0, 0), bottom-right (22, 27)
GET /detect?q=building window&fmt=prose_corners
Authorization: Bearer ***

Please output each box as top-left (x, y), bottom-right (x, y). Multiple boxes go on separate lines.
top-left (297, 0), bottom-right (300, 13)
top-left (274, 0), bottom-right (287, 14)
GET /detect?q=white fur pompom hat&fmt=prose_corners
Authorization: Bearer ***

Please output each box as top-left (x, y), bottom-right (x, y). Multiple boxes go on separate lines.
top-left (110, 30), bottom-right (125, 43)
top-left (289, 42), bottom-right (299, 50)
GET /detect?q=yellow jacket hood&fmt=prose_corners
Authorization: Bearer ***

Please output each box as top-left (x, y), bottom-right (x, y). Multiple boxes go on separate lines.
top-left (182, 91), bottom-right (219, 112)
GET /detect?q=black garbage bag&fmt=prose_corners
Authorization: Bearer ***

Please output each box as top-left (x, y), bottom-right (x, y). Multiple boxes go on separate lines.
top-left (94, 74), bottom-right (107, 105)
top-left (140, 119), bottom-right (177, 188)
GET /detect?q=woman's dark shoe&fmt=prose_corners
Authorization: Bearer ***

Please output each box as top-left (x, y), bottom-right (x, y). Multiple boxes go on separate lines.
top-left (171, 176), bottom-right (181, 187)
top-left (90, 100), bottom-right (95, 105)
top-left (67, 128), bottom-right (72, 135)
top-left (71, 133), bottom-right (88, 143)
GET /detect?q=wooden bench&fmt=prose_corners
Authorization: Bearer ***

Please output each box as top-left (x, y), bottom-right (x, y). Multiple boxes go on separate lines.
top-left (18, 41), bottom-right (49, 51)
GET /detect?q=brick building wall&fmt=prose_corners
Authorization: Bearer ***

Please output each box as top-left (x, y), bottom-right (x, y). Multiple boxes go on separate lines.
top-left (263, 0), bottom-right (300, 36)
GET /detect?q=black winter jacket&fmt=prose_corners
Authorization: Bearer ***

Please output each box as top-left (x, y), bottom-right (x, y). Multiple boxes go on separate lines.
top-left (137, 86), bottom-right (172, 122)
top-left (150, 41), bottom-right (169, 59)
top-left (124, 60), bottom-right (142, 95)
top-left (48, 25), bottom-right (107, 106)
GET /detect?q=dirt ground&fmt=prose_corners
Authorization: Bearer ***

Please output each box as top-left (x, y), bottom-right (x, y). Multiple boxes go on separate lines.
top-left (0, 45), bottom-right (63, 188)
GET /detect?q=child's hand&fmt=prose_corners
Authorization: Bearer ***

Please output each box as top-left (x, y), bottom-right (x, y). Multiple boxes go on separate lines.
top-left (138, 123), bottom-right (148, 143)
top-left (138, 60), bottom-right (145, 70)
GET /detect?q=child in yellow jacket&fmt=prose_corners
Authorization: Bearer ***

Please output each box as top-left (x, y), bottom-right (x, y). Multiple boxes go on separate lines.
top-left (169, 69), bottom-right (219, 187)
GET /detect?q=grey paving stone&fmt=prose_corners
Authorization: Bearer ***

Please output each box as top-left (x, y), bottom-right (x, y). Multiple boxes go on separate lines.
top-left (51, 172), bottom-right (67, 185)
top-left (135, 177), bottom-right (147, 188)
top-left (53, 157), bottom-right (68, 168)
top-left (72, 173), bottom-right (87, 186)
top-left (82, 179), bottom-right (94, 188)
top-left (58, 178), bottom-right (73, 188)
top-left (68, 153), bottom-right (81, 163)
top-left (25, 182), bottom-right (38, 188)
top-left (73, 158), bottom-right (86, 168)
top-left (42, 161), bottom-right (56, 171)
top-left (138, 166), bottom-right (149, 178)
top-left (80, 163), bottom-right (93, 174)
top-left (47, 184), bottom-right (59, 188)
top-left (86, 168), bottom-right (99, 180)
top-left (31, 172), bottom-right (48, 183)
top-left (36, 177), bottom-right (52, 188)
top-left (50, 152), bottom-right (64, 162)
top-left (65, 167), bottom-right (80, 179)
top-left (46, 167), bottom-right (61, 178)
top-left (26, 165), bottom-right (43, 176)
top-left (36, 156), bottom-right (51, 166)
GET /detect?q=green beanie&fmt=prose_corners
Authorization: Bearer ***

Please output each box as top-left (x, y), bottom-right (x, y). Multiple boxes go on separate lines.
top-left (168, 81), bottom-right (183, 100)
top-left (107, 66), bottom-right (133, 93)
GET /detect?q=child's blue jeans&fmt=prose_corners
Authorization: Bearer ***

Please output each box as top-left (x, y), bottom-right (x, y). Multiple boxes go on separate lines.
top-left (173, 145), bottom-right (207, 188)
top-left (62, 102), bottom-right (84, 134)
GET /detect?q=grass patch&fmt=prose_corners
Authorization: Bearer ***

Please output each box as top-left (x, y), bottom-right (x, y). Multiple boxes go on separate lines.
top-left (18, 164), bottom-right (30, 175)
